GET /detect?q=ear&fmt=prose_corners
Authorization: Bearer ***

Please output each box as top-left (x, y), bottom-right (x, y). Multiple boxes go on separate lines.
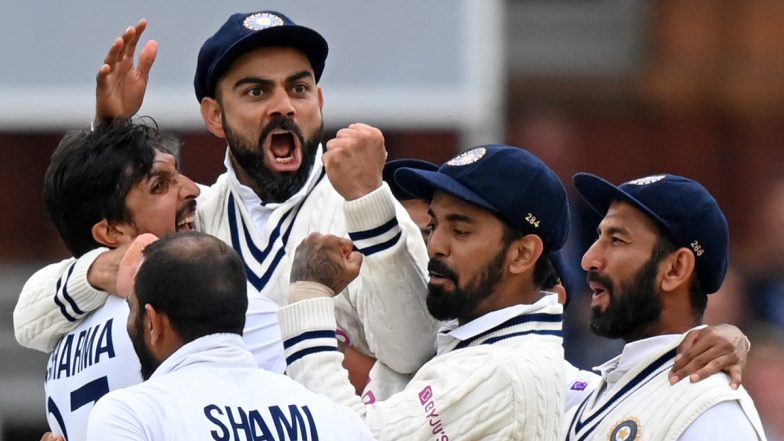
top-left (507, 234), bottom-right (544, 275)
top-left (317, 86), bottom-right (325, 110)
top-left (144, 304), bottom-right (171, 349)
top-left (660, 248), bottom-right (696, 293)
top-left (200, 97), bottom-right (226, 138)
top-left (92, 219), bottom-right (134, 248)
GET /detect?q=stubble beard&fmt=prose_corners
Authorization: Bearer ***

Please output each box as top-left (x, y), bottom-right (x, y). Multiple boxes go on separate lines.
top-left (129, 314), bottom-right (161, 381)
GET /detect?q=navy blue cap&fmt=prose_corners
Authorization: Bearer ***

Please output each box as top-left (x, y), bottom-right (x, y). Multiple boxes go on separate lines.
top-left (394, 145), bottom-right (570, 252)
top-left (573, 173), bottom-right (729, 294)
top-left (383, 159), bottom-right (439, 201)
top-left (194, 11), bottom-right (328, 102)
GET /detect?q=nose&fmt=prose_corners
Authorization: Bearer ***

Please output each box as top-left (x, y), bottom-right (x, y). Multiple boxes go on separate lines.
top-left (581, 240), bottom-right (603, 272)
top-left (268, 87), bottom-right (295, 117)
top-left (426, 225), bottom-right (447, 259)
top-left (177, 173), bottom-right (201, 200)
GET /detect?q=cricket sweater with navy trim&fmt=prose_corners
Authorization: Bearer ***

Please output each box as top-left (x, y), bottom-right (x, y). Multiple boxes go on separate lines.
top-left (14, 145), bottom-right (439, 378)
top-left (563, 333), bottom-right (767, 441)
top-left (278, 293), bottom-right (565, 441)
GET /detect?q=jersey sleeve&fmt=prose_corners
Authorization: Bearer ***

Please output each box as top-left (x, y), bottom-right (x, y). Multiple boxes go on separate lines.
top-left (340, 183), bottom-right (439, 375)
top-left (13, 248), bottom-right (110, 352)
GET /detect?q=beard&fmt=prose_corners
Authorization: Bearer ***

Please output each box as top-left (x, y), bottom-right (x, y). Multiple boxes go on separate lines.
top-left (588, 255), bottom-right (664, 341)
top-left (224, 114), bottom-right (323, 203)
top-left (426, 246), bottom-right (508, 322)
top-left (129, 313), bottom-right (161, 381)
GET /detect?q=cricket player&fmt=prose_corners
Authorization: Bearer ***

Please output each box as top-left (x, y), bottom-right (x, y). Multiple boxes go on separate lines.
top-left (86, 231), bottom-right (373, 440)
top-left (563, 173), bottom-right (767, 440)
top-left (40, 120), bottom-right (199, 441)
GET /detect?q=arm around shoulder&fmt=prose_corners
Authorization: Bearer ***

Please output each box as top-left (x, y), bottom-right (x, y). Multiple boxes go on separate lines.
top-left (14, 248), bottom-right (111, 352)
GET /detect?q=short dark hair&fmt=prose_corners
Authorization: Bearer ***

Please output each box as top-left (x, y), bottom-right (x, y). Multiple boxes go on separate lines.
top-left (43, 118), bottom-right (175, 257)
top-left (135, 231), bottom-right (248, 343)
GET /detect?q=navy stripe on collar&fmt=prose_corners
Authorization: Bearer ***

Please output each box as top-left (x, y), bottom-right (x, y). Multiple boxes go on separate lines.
top-left (566, 347), bottom-right (678, 440)
top-left (453, 312), bottom-right (562, 350)
top-left (228, 169), bottom-right (326, 291)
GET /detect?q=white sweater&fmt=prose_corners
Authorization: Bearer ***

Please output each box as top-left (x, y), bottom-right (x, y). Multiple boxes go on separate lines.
top-left (279, 294), bottom-right (566, 441)
top-left (563, 334), bottom-right (767, 441)
top-left (14, 146), bottom-right (439, 375)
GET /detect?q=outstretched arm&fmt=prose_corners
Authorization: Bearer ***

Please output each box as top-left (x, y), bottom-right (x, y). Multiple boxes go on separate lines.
top-left (669, 324), bottom-right (750, 389)
top-left (95, 18), bottom-right (157, 122)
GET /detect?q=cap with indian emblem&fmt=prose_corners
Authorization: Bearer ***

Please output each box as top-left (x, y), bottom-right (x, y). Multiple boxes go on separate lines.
top-left (393, 144), bottom-right (570, 252)
top-left (194, 10), bottom-right (328, 102)
top-left (573, 172), bottom-right (729, 294)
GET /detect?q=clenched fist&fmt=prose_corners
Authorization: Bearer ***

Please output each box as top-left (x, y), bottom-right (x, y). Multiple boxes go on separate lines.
top-left (290, 233), bottom-right (363, 294)
top-left (323, 123), bottom-right (386, 201)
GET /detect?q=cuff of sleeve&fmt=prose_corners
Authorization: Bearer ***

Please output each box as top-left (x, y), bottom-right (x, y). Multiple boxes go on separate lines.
top-left (343, 182), bottom-right (397, 232)
top-left (68, 247), bottom-right (112, 313)
top-left (289, 281), bottom-right (335, 303)
top-left (278, 297), bottom-right (337, 340)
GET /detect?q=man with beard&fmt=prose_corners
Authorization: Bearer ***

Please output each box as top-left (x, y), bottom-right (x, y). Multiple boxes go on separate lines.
top-left (85, 231), bottom-right (373, 441)
top-left (15, 11), bottom-right (437, 379)
top-left (563, 173), bottom-right (767, 440)
top-left (32, 119), bottom-right (200, 441)
top-left (276, 145), bottom-right (569, 440)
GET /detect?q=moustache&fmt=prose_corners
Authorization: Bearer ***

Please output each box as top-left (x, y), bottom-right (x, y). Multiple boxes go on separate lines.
top-left (259, 115), bottom-right (305, 146)
top-left (428, 259), bottom-right (458, 283)
top-left (586, 270), bottom-right (614, 294)
top-left (176, 199), bottom-right (197, 224)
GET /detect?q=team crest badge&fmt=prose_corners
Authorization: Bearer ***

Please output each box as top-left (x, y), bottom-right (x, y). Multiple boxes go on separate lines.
top-left (608, 418), bottom-right (640, 441)
top-left (626, 175), bottom-right (666, 186)
top-left (446, 147), bottom-right (486, 166)
top-left (243, 12), bottom-right (284, 31)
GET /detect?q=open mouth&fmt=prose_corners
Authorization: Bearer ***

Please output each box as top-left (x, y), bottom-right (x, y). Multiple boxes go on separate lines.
top-left (176, 202), bottom-right (197, 232)
top-left (266, 131), bottom-right (302, 172)
top-left (589, 282), bottom-right (609, 307)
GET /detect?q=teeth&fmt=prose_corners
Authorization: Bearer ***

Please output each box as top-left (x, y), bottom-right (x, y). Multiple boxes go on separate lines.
top-left (177, 212), bottom-right (196, 227)
top-left (275, 156), bottom-right (293, 164)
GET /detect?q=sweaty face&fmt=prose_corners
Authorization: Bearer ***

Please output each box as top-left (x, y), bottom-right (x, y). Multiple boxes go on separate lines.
top-left (121, 150), bottom-right (200, 238)
top-left (215, 47), bottom-right (324, 203)
top-left (425, 191), bottom-right (509, 323)
top-left (582, 201), bottom-right (666, 341)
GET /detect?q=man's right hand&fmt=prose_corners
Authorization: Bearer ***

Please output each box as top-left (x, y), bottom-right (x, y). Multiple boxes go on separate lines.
top-left (290, 233), bottom-right (363, 294)
top-left (86, 243), bottom-right (131, 295)
top-left (95, 18), bottom-right (157, 122)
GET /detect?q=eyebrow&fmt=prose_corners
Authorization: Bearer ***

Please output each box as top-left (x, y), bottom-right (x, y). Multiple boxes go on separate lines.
top-left (428, 208), bottom-right (476, 224)
top-left (597, 225), bottom-right (629, 237)
top-left (232, 70), bottom-right (314, 91)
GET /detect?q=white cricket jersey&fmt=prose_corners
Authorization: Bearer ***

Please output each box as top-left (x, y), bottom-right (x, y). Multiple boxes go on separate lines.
top-left (44, 296), bottom-right (140, 441)
top-left (86, 334), bottom-right (373, 441)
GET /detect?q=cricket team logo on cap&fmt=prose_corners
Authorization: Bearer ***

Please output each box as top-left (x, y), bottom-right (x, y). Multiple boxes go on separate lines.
top-left (243, 12), bottom-right (284, 31)
top-left (627, 175), bottom-right (666, 186)
top-left (446, 146), bottom-right (487, 166)
top-left (608, 417), bottom-right (641, 441)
